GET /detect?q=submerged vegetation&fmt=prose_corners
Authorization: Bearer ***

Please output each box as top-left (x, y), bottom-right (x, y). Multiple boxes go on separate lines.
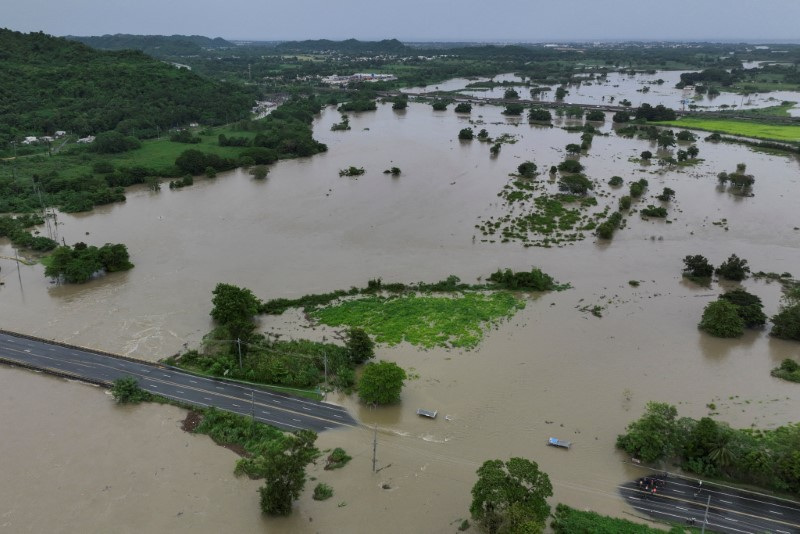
top-left (311, 292), bottom-right (525, 349)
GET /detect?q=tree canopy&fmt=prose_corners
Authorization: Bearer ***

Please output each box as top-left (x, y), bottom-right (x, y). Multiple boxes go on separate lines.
top-left (470, 457), bottom-right (553, 534)
top-left (358, 360), bottom-right (406, 404)
top-left (257, 430), bottom-right (319, 516)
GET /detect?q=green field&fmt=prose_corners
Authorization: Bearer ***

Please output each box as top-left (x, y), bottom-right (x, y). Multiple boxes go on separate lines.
top-left (1, 126), bottom-right (258, 184)
top-left (311, 292), bottom-right (525, 349)
top-left (658, 117), bottom-right (800, 143)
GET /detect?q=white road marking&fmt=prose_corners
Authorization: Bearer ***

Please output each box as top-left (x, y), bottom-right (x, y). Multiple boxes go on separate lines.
top-left (232, 403), bottom-right (240, 407)
top-left (162, 374), bottom-right (171, 378)
top-left (677, 507), bottom-right (688, 511)
top-left (673, 490), bottom-right (685, 494)
top-left (149, 384), bottom-right (157, 388)
top-left (262, 411), bottom-right (271, 414)
top-left (204, 397), bottom-right (212, 401)
top-left (302, 407), bottom-right (311, 411)
top-left (769, 510), bottom-right (783, 515)
top-left (333, 414), bottom-right (341, 418)
top-left (720, 499), bottom-right (732, 504)
top-left (189, 380), bottom-right (197, 384)
top-left (215, 386), bottom-right (224, 390)
top-left (176, 390), bottom-right (184, 394)
top-left (293, 418), bottom-right (301, 422)
top-left (273, 400), bottom-right (281, 404)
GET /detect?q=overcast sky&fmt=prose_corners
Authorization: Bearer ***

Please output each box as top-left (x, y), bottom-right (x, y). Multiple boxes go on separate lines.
top-left (4, 0), bottom-right (799, 42)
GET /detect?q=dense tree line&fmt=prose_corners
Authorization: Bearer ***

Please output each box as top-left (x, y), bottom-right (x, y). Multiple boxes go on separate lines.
top-left (617, 402), bottom-right (800, 495)
top-left (44, 242), bottom-right (133, 283)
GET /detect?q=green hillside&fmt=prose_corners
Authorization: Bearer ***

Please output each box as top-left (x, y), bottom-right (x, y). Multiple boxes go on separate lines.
top-left (0, 28), bottom-right (255, 144)
top-left (66, 34), bottom-right (234, 57)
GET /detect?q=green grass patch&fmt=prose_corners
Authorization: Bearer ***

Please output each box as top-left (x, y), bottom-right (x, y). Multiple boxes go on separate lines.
top-left (551, 503), bottom-right (697, 533)
top-left (310, 292), bottom-right (525, 349)
top-left (656, 118), bottom-right (800, 143)
top-left (771, 359), bottom-right (800, 383)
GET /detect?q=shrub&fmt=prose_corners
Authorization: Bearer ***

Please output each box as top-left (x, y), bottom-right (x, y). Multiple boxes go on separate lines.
top-left (313, 483), bottom-right (334, 501)
top-left (640, 205), bottom-right (667, 218)
top-left (454, 102), bottom-right (472, 113)
top-left (528, 108), bottom-right (552, 122)
top-left (431, 100), bottom-right (448, 111)
top-left (111, 376), bottom-right (152, 404)
top-left (612, 111), bottom-right (631, 123)
top-left (585, 110), bottom-right (605, 121)
top-left (557, 159), bottom-right (584, 173)
top-left (771, 304), bottom-right (800, 340)
top-left (683, 255), bottom-right (714, 279)
top-left (716, 254), bottom-right (750, 281)
top-left (325, 448), bottom-right (352, 470)
top-left (720, 288), bottom-right (766, 327)
top-left (458, 128), bottom-right (474, 140)
top-left (656, 187), bottom-right (675, 201)
top-left (618, 195), bottom-right (632, 211)
top-left (517, 161), bottom-right (538, 177)
top-left (640, 150), bottom-right (652, 160)
top-left (502, 103), bottom-right (525, 116)
top-left (558, 174), bottom-right (593, 195)
top-left (608, 176), bottom-right (623, 187)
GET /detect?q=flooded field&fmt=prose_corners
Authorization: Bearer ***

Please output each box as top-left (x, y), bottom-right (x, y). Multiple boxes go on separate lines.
top-left (406, 70), bottom-right (800, 114)
top-left (2, 95), bottom-right (800, 532)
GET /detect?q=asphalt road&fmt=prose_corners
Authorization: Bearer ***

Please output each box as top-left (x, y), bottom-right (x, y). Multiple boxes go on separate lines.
top-left (620, 472), bottom-right (800, 533)
top-left (0, 331), bottom-right (358, 433)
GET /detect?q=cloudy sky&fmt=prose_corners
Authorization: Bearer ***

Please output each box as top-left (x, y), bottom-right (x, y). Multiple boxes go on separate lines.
top-left (4, 0), bottom-right (799, 42)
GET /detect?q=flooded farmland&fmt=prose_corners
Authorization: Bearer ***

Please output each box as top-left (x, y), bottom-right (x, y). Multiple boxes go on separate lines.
top-left (1, 90), bottom-right (800, 533)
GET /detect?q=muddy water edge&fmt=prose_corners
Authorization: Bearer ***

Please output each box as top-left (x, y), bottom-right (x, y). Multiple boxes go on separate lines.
top-left (1, 99), bottom-right (800, 533)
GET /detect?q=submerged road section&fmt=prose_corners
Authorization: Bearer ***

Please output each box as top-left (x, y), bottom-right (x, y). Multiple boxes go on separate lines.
top-left (620, 472), bottom-right (800, 534)
top-left (0, 330), bottom-right (358, 433)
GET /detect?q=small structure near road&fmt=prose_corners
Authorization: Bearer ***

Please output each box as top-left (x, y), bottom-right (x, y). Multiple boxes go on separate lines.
top-left (417, 408), bottom-right (438, 419)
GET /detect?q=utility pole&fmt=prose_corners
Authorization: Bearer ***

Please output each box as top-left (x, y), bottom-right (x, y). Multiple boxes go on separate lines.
top-left (700, 494), bottom-right (711, 534)
top-left (236, 338), bottom-right (243, 370)
top-left (372, 423), bottom-right (378, 473)
top-left (250, 389), bottom-right (255, 433)
top-left (323, 351), bottom-right (328, 386)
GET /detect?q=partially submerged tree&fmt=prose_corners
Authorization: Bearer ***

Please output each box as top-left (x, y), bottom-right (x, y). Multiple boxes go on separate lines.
top-left (699, 300), bottom-right (745, 338)
top-left (470, 457), bottom-right (553, 534)
top-left (716, 254), bottom-right (750, 281)
top-left (347, 327), bottom-right (375, 364)
top-left (682, 255), bottom-right (714, 279)
top-left (258, 430), bottom-right (319, 516)
top-left (358, 360), bottom-right (406, 405)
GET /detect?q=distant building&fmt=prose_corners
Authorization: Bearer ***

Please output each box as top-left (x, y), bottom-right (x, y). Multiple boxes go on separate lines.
top-left (77, 136), bottom-right (95, 144)
top-left (39, 136), bottom-right (54, 143)
top-left (21, 136), bottom-right (38, 145)
top-left (54, 130), bottom-right (66, 137)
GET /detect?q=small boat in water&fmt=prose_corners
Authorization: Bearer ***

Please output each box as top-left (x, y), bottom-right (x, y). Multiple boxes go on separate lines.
top-left (417, 409), bottom-right (438, 419)
top-left (547, 437), bottom-right (572, 449)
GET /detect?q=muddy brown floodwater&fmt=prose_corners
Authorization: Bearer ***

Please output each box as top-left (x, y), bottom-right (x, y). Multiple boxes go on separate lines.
top-left (1, 98), bottom-right (800, 533)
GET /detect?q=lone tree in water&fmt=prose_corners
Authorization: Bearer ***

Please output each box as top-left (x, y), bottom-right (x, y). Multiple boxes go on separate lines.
top-left (699, 300), bottom-right (745, 338)
top-left (210, 283), bottom-right (260, 341)
top-left (470, 457), bottom-right (553, 534)
top-left (358, 360), bottom-right (406, 404)
top-left (259, 430), bottom-right (319, 516)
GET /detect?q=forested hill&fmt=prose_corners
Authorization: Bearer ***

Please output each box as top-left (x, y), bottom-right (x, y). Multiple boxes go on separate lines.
top-left (0, 29), bottom-right (255, 144)
top-left (66, 34), bottom-right (234, 57)
top-left (275, 38), bottom-right (407, 54)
